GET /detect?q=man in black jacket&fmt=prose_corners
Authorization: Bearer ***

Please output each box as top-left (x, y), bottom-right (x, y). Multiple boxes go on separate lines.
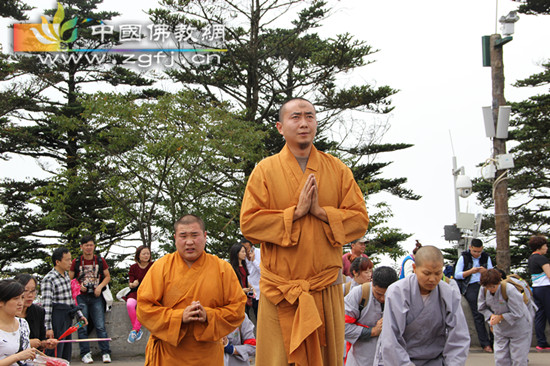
top-left (454, 238), bottom-right (494, 352)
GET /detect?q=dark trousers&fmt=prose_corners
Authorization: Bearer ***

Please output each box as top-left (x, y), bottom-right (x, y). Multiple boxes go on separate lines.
top-left (533, 285), bottom-right (550, 347)
top-left (45, 303), bottom-right (73, 361)
top-left (246, 298), bottom-right (259, 325)
top-left (465, 282), bottom-right (493, 347)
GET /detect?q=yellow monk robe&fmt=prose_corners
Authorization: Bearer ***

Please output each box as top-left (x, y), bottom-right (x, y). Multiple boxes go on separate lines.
top-left (240, 144), bottom-right (369, 366)
top-left (137, 251), bottom-right (246, 366)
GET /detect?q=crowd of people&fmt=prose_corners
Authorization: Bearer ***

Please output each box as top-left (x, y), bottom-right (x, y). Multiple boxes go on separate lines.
top-left (1, 97), bottom-right (549, 366)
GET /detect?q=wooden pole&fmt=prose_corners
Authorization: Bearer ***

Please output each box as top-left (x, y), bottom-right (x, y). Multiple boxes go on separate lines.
top-left (490, 34), bottom-right (511, 273)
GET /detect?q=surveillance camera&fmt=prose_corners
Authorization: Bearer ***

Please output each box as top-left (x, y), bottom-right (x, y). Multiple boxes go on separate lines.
top-left (455, 175), bottom-right (473, 198)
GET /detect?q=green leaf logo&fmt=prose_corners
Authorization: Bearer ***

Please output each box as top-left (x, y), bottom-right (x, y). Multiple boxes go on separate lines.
top-left (30, 2), bottom-right (78, 47)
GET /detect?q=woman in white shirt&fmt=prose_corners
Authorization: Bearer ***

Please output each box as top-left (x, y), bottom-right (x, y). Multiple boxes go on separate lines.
top-left (0, 280), bottom-right (36, 366)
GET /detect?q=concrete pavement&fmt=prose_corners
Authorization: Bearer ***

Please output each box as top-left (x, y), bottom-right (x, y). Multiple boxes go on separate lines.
top-left (68, 348), bottom-right (550, 365)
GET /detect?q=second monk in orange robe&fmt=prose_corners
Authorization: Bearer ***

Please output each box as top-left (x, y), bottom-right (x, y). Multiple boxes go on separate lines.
top-left (137, 215), bottom-right (246, 366)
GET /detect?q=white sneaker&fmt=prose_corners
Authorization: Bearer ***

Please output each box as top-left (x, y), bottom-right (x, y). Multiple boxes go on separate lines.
top-left (102, 354), bottom-right (111, 363)
top-left (82, 353), bottom-right (93, 364)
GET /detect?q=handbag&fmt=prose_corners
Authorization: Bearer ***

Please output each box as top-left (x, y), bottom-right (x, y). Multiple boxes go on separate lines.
top-left (116, 286), bottom-right (131, 302)
top-left (102, 284), bottom-right (114, 312)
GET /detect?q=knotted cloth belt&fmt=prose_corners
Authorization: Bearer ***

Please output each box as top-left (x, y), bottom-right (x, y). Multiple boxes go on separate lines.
top-left (260, 263), bottom-right (342, 366)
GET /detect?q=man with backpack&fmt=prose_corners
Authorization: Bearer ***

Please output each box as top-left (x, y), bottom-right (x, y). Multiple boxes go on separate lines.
top-left (69, 235), bottom-right (112, 364)
top-left (478, 268), bottom-right (533, 366)
top-left (344, 266), bottom-right (398, 366)
top-left (454, 238), bottom-right (494, 353)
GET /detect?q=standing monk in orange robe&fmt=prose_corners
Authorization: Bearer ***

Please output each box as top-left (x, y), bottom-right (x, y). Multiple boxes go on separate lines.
top-left (137, 215), bottom-right (247, 366)
top-left (240, 97), bottom-right (369, 366)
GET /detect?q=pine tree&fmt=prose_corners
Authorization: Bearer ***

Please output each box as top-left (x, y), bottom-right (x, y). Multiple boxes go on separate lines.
top-left (0, 0), bottom-right (156, 271)
top-left (148, 0), bottom-right (419, 257)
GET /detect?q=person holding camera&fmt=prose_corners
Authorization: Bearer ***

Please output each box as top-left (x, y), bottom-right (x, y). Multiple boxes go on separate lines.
top-left (69, 236), bottom-right (112, 364)
top-left (229, 243), bottom-right (256, 316)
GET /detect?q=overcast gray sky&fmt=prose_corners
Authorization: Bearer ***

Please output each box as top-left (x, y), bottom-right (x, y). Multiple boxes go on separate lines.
top-left (1, 0), bottom-right (549, 262)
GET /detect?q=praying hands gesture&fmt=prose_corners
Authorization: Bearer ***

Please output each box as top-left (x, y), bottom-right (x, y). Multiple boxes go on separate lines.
top-left (293, 174), bottom-right (328, 223)
top-left (182, 301), bottom-right (207, 324)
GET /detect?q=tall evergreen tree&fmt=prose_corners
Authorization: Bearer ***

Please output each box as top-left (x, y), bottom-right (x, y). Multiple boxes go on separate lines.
top-left (80, 90), bottom-right (265, 257)
top-left (0, 0), bottom-right (156, 271)
top-left (148, 0), bottom-right (419, 256)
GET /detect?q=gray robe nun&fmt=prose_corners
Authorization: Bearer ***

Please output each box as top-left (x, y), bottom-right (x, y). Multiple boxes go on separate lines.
top-left (223, 314), bottom-right (256, 366)
top-left (478, 282), bottom-right (532, 366)
top-left (375, 274), bottom-right (470, 366)
top-left (344, 284), bottom-right (383, 366)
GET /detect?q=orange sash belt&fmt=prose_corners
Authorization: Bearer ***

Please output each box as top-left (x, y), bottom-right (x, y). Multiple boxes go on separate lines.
top-left (260, 263), bottom-right (340, 366)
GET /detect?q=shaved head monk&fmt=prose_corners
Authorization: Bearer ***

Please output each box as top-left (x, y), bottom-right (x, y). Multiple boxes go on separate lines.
top-left (240, 97), bottom-right (369, 365)
top-left (137, 215), bottom-right (247, 366)
top-left (376, 245), bottom-right (470, 365)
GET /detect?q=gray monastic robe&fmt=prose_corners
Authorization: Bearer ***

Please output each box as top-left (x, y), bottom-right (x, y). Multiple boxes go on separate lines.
top-left (375, 274), bottom-right (469, 366)
top-left (478, 283), bottom-right (532, 366)
top-left (223, 314), bottom-right (256, 366)
top-left (344, 284), bottom-right (383, 366)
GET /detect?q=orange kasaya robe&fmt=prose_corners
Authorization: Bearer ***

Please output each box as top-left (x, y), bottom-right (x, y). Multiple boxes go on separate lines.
top-left (137, 251), bottom-right (246, 366)
top-left (240, 144), bottom-right (369, 366)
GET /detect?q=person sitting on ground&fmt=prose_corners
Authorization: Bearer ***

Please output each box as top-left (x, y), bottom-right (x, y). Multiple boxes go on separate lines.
top-left (343, 257), bottom-right (373, 296)
top-left (13, 274), bottom-right (56, 351)
top-left (376, 245), bottom-right (470, 365)
top-left (0, 280), bottom-right (37, 366)
top-left (344, 266), bottom-right (398, 366)
top-left (123, 245), bottom-right (153, 344)
top-left (478, 268), bottom-right (532, 366)
top-left (222, 313), bottom-right (256, 366)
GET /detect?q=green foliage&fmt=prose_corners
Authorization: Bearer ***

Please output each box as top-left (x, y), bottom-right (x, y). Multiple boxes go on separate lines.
top-left (517, 0), bottom-right (550, 15)
top-left (150, 0), bottom-right (418, 257)
top-left (473, 61), bottom-right (550, 273)
top-left (0, 0), bottom-right (155, 271)
top-left (80, 90), bottom-right (265, 257)
top-left (0, 0), bottom-right (32, 20)
top-left (363, 202), bottom-right (410, 263)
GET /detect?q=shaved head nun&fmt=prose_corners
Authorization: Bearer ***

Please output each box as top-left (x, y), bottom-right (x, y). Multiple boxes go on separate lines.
top-left (414, 245), bottom-right (444, 268)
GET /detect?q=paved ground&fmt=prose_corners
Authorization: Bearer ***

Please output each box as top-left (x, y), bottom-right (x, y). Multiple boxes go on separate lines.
top-left (68, 348), bottom-right (550, 365)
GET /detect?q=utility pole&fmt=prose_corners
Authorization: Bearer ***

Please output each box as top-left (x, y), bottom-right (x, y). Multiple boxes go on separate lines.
top-left (490, 34), bottom-right (511, 274)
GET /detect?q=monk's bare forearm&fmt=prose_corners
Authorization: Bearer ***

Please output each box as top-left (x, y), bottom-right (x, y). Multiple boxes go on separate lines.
top-left (310, 205), bottom-right (328, 223)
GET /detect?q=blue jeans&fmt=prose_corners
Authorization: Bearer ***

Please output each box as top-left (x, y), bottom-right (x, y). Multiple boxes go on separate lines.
top-left (76, 294), bottom-right (111, 356)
